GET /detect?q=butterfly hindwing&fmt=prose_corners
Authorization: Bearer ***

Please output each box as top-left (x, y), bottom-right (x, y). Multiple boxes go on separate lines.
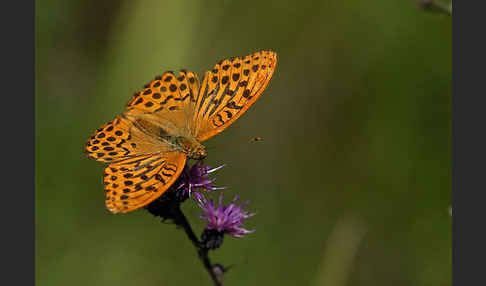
top-left (103, 152), bottom-right (187, 213)
top-left (84, 116), bottom-right (172, 163)
top-left (84, 117), bottom-right (139, 163)
top-left (193, 50), bottom-right (277, 142)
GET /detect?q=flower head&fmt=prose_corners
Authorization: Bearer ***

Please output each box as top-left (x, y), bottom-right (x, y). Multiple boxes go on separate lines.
top-left (200, 193), bottom-right (255, 238)
top-left (177, 161), bottom-right (225, 204)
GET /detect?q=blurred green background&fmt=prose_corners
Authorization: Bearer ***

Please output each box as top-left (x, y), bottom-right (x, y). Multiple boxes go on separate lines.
top-left (36, 1), bottom-right (451, 285)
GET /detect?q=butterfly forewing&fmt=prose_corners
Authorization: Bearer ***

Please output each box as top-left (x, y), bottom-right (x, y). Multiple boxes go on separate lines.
top-left (193, 50), bottom-right (277, 142)
top-left (103, 152), bottom-right (186, 213)
top-left (126, 70), bottom-right (199, 115)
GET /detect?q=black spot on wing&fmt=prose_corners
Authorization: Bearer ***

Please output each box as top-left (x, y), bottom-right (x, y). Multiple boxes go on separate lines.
top-left (226, 101), bottom-right (243, 110)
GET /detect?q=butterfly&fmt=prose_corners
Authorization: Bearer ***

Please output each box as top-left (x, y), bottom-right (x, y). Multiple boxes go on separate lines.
top-left (84, 50), bottom-right (277, 214)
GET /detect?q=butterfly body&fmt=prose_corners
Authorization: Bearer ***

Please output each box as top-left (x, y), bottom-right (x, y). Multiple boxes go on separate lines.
top-left (85, 50), bottom-right (277, 213)
top-left (122, 110), bottom-right (207, 160)
top-left (174, 136), bottom-right (207, 160)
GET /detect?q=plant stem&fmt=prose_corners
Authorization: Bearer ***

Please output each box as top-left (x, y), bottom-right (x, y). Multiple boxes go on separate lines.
top-left (173, 204), bottom-right (223, 286)
top-left (418, 0), bottom-right (452, 16)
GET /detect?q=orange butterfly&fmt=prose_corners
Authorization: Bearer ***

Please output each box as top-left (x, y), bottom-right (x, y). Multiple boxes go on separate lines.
top-left (84, 50), bottom-right (277, 214)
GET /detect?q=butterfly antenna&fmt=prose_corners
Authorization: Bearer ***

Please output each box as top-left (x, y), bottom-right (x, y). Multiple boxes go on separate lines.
top-left (206, 137), bottom-right (263, 150)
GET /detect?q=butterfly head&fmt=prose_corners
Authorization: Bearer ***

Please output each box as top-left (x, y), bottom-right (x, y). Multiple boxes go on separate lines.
top-left (188, 144), bottom-right (207, 160)
top-left (176, 136), bottom-right (207, 160)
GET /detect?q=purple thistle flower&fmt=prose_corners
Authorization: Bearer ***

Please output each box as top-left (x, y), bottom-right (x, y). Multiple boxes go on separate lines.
top-left (200, 193), bottom-right (255, 238)
top-left (177, 161), bottom-right (225, 204)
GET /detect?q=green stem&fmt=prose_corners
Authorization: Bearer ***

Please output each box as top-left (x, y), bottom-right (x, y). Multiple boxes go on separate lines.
top-left (419, 0), bottom-right (452, 16)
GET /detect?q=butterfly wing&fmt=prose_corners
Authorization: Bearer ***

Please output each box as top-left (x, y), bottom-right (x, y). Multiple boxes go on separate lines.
top-left (193, 50), bottom-right (277, 142)
top-left (85, 70), bottom-right (200, 213)
top-left (103, 151), bottom-right (187, 213)
top-left (84, 68), bottom-right (203, 162)
top-left (84, 116), bottom-right (173, 163)
top-left (124, 70), bottom-right (200, 132)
